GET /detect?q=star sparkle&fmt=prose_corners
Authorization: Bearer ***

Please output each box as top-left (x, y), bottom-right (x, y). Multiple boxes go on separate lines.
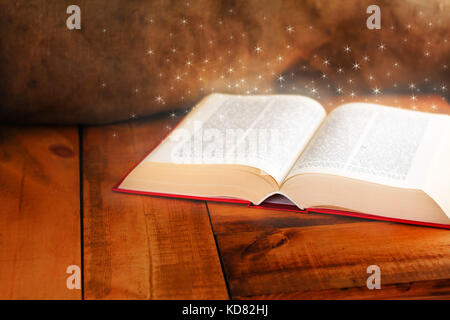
top-left (372, 87), bottom-right (381, 95)
top-left (378, 43), bottom-right (386, 51)
top-left (100, 16), bottom-right (449, 123)
top-left (286, 25), bottom-right (294, 34)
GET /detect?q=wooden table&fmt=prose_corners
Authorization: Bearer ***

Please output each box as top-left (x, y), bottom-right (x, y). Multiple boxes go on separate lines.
top-left (1, 96), bottom-right (450, 300)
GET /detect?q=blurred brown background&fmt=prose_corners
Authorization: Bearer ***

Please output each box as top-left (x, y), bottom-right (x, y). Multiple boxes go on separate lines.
top-left (0, 0), bottom-right (449, 124)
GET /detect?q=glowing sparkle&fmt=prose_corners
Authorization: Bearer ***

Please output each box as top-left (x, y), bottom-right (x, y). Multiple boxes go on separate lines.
top-left (286, 25), bottom-right (294, 34)
top-left (93, 15), bottom-right (450, 116)
top-left (372, 87), bottom-right (381, 95)
top-left (155, 95), bottom-right (164, 104)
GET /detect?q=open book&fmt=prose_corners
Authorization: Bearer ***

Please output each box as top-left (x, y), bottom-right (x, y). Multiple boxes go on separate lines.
top-left (115, 94), bottom-right (450, 228)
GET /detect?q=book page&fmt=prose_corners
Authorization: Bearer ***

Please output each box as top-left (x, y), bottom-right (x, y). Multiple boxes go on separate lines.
top-left (287, 103), bottom-right (450, 189)
top-left (145, 94), bottom-right (326, 184)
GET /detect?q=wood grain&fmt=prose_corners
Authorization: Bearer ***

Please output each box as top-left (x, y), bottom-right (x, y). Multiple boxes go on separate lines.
top-left (210, 206), bottom-right (450, 299)
top-left (208, 96), bottom-right (450, 299)
top-left (82, 115), bottom-right (228, 299)
top-left (236, 279), bottom-right (450, 300)
top-left (0, 126), bottom-right (81, 300)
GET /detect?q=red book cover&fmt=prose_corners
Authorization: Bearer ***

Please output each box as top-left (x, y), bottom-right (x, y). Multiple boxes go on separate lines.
top-left (113, 184), bottom-right (450, 229)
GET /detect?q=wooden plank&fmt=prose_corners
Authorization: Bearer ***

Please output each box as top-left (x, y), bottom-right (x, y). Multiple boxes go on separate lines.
top-left (82, 114), bottom-right (228, 299)
top-left (236, 279), bottom-right (450, 300)
top-left (0, 126), bottom-right (81, 300)
top-left (209, 203), bottom-right (450, 299)
top-left (208, 96), bottom-right (450, 299)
